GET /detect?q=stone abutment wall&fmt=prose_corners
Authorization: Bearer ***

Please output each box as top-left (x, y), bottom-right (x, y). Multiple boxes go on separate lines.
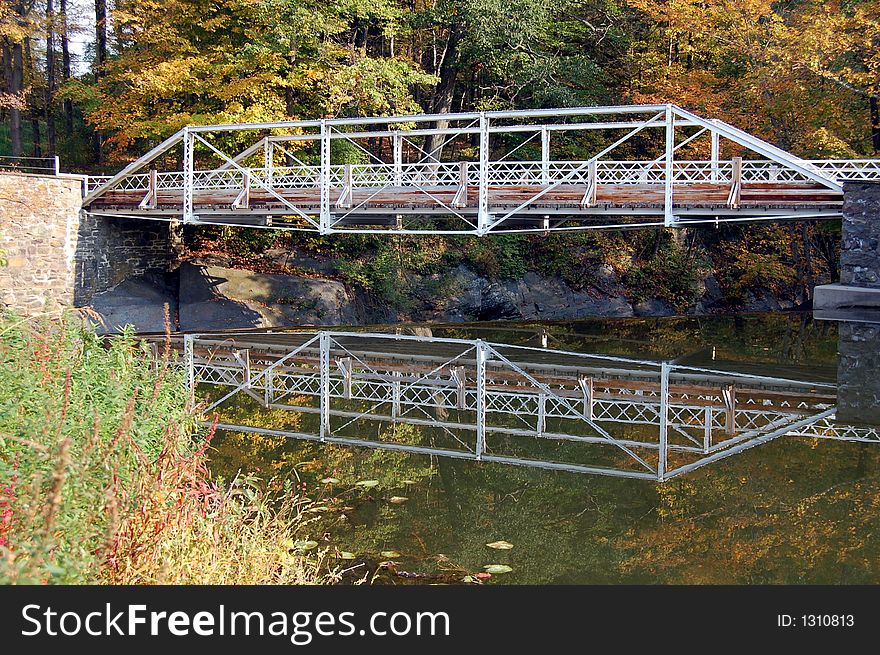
top-left (0, 172), bottom-right (174, 314)
top-left (840, 181), bottom-right (880, 289)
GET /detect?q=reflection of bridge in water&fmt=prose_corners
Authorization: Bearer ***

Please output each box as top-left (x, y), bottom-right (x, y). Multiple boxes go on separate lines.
top-left (165, 330), bottom-right (880, 481)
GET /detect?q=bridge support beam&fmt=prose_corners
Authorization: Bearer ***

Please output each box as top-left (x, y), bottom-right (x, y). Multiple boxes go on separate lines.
top-left (815, 181), bottom-right (880, 312)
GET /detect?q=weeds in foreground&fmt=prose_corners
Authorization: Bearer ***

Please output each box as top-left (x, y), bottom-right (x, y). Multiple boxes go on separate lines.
top-left (0, 311), bottom-right (326, 584)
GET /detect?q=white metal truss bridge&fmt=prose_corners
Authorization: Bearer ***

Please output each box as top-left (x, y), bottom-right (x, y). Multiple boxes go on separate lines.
top-left (83, 105), bottom-right (880, 235)
top-left (163, 331), bottom-right (880, 481)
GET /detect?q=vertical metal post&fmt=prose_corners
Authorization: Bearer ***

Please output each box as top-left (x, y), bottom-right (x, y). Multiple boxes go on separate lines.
top-left (150, 168), bottom-right (158, 201)
top-left (264, 366), bottom-right (273, 408)
top-left (319, 121), bottom-right (331, 234)
top-left (540, 126), bottom-right (550, 185)
top-left (241, 349), bottom-right (251, 388)
top-left (710, 124), bottom-right (720, 183)
top-left (319, 332), bottom-right (330, 442)
top-left (392, 371), bottom-right (401, 419)
top-left (477, 113), bottom-right (490, 235)
top-left (580, 376), bottom-right (594, 421)
top-left (663, 105), bottom-right (675, 228)
top-left (392, 132), bottom-right (404, 228)
top-left (703, 406), bottom-right (712, 453)
top-left (53, 155), bottom-right (60, 175)
top-left (184, 334), bottom-right (195, 407)
top-left (658, 362), bottom-right (670, 481)
top-left (264, 139), bottom-right (274, 189)
top-left (182, 127), bottom-right (194, 224)
top-left (392, 133), bottom-right (402, 186)
top-left (537, 393), bottom-right (546, 437)
top-left (475, 340), bottom-right (487, 459)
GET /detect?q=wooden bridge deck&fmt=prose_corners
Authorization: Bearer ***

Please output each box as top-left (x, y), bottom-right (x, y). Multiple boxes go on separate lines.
top-left (91, 181), bottom-right (841, 216)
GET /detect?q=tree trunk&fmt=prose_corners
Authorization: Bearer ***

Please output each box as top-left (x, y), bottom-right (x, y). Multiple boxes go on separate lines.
top-left (9, 43), bottom-right (24, 157)
top-left (422, 24), bottom-right (463, 163)
top-left (24, 38), bottom-right (40, 157)
top-left (31, 108), bottom-right (42, 157)
top-left (284, 41), bottom-right (297, 166)
top-left (789, 224), bottom-right (804, 304)
top-left (60, 0), bottom-right (73, 134)
top-left (93, 0), bottom-right (108, 164)
top-left (2, 42), bottom-right (12, 152)
top-left (871, 95), bottom-right (880, 153)
top-left (46, 0), bottom-right (57, 156)
top-left (801, 223), bottom-right (814, 301)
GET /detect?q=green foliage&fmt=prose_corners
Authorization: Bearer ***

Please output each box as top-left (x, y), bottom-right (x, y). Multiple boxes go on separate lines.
top-left (0, 316), bottom-right (194, 582)
top-left (712, 225), bottom-right (798, 300)
top-left (222, 227), bottom-right (285, 256)
top-left (454, 235), bottom-right (527, 280)
top-left (530, 232), bottom-right (620, 290)
top-left (0, 315), bottom-right (324, 585)
top-left (335, 235), bottom-right (448, 307)
top-left (625, 240), bottom-right (707, 310)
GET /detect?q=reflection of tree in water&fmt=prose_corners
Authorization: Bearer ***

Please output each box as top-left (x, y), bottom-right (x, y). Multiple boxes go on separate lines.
top-left (618, 440), bottom-right (880, 584)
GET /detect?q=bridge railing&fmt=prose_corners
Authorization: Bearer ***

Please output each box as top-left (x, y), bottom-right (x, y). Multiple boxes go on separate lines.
top-left (84, 158), bottom-right (880, 198)
top-left (807, 159), bottom-right (880, 181)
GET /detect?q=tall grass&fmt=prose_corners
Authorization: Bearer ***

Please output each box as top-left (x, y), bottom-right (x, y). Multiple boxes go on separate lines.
top-left (0, 312), bottom-right (326, 584)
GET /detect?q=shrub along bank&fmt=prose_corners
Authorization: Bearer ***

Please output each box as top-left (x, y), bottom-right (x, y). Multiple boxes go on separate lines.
top-left (0, 313), bottom-right (324, 584)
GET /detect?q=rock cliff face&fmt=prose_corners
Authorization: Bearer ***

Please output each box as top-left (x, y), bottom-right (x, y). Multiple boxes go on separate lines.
top-left (85, 253), bottom-right (794, 332)
top-left (436, 265), bottom-right (635, 322)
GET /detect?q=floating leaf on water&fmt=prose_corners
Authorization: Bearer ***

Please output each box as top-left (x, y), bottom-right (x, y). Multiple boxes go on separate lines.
top-left (355, 480), bottom-right (380, 488)
top-left (320, 477), bottom-right (340, 484)
top-left (485, 540), bottom-right (514, 550)
top-left (339, 551), bottom-right (357, 560)
top-left (293, 540), bottom-right (319, 551)
top-left (474, 572), bottom-right (492, 580)
top-left (462, 576), bottom-right (475, 583)
top-left (483, 564), bottom-right (513, 574)
top-left (380, 550), bottom-right (401, 558)
top-left (389, 496), bottom-right (409, 504)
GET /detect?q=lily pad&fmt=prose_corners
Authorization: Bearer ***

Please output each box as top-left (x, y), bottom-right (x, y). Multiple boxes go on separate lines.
top-left (355, 480), bottom-right (380, 489)
top-left (485, 540), bottom-right (514, 550)
top-left (339, 551), bottom-right (357, 560)
top-left (380, 550), bottom-right (402, 558)
top-left (483, 564), bottom-right (513, 574)
top-left (293, 540), bottom-right (319, 551)
top-left (320, 477), bottom-right (340, 484)
top-left (389, 496), bottom-right (409, 504)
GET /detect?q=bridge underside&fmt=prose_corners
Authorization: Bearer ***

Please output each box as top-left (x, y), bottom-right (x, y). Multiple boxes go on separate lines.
top-left (84, 104), bottom-right (878, 235)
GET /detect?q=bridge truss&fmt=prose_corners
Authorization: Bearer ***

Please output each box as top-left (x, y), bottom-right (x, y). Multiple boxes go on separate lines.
top-left (168, 331), bottom-right (880, 480)
top-left (84, 105), bottom-right (880, 235)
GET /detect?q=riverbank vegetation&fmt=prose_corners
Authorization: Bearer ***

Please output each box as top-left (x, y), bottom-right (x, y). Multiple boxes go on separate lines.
top-left (0, 313), bottom-right (325, 584)
top-left (189, 220), bottom-right (835, 314)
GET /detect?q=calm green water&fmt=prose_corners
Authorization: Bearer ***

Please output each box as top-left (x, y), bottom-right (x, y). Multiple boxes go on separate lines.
top-left (207, 314), bottom-right (880, 584)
